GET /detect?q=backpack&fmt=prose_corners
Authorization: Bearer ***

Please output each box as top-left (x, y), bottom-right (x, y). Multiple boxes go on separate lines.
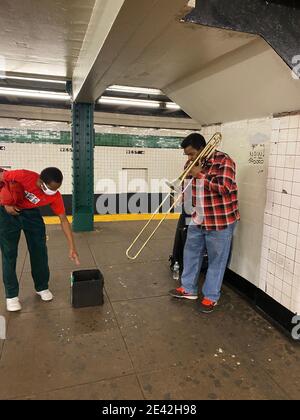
top-left (169, 212), bottom-right (208, 275)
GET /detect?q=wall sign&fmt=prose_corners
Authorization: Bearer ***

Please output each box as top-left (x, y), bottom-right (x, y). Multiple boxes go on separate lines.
top-left (60, 147), bottom-right (73, 152)
top-left (126, 150), bottom-right (145, 155)
top-left (248, 144), bottom-right (265, 165)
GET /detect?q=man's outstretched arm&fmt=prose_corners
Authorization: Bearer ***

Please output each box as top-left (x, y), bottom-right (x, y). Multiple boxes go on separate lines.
top-left (58, 214), bottom-right (80, 266)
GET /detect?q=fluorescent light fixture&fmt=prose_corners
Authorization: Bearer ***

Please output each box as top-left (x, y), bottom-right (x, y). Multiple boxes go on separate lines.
top-left (166, 102), bottom-right (181, 110)
top-left (99, 96), bottom-right (181, 110)
top-left (0, 87), bottom-right (70, 101)
top-left (1, 75), bottom-right (66, 84)
top-left (99, 96), bottom-right (161, 108)
top-left (106, 85), bottom-right (163, 96)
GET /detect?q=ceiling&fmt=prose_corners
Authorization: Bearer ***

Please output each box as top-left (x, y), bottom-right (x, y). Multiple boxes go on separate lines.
top-left (0, 0), bottom-right (299, 124)
top-left (106, 21), bottom-right (256, 91)
top-left (72, 0), bottom-right (256, 101)
top-left (0, 0), bottom-right (95, 78)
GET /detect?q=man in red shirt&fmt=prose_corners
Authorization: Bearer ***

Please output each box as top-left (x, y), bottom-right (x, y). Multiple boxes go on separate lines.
top-left (0, 167), bottom-right (80, 312)
top-left (169, 134), bottom-right (240, 313)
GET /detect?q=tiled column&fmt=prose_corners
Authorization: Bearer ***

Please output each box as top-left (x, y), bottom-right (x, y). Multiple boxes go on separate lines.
top-left (260, 114), bottom-right (300, 313)
top-left (72, 103), bottom-right (95, 232)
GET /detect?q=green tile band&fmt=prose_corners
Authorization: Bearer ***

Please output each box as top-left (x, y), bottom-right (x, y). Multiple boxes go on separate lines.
top-left (0, 129), bottom-right (70, 144)
top-left (94, 133), bottom-right (182, 149)
top-left (0, 129), bottom-right (183, 149)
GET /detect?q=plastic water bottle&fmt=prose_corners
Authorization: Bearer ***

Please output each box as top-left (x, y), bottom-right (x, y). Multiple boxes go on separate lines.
top-left (173, 262), bottom-right (180, 281)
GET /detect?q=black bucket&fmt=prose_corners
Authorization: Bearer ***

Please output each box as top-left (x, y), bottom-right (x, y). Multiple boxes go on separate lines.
top-left (71, 269), bottom-right (104, 308)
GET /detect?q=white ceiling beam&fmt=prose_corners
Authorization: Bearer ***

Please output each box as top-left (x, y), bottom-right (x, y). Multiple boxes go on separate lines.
top-left (72, 0), bottom-right (187, 102)
top-left (164, 38), bottom-right (300, 124)
top-left (0, 104), bottom-right (201, 130)
top-left (72, 0), bottom-right (126, 101)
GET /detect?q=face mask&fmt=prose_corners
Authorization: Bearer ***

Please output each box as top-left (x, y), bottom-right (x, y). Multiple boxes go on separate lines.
top-left (41, 182), bottom-right (58, 196)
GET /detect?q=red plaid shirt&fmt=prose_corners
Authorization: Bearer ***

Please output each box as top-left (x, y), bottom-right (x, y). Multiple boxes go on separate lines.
top-left (192, 151), bottom-right (240, 230)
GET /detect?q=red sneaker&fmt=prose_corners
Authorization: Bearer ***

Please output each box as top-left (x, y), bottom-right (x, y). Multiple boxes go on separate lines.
top-left (199, 298), bottom-right (217, 313)
top-left (169, 287), bottom-right (198, 300)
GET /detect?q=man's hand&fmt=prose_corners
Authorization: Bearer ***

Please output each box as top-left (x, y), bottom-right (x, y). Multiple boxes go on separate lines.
top-left (189, 165), bottom-right (203, 178)
top-left (69, 249), bottom-right (80, 266)
top-left (59, 214), bottom-right (81, 266)
top-left (4, 205), bottom-right (21, 216)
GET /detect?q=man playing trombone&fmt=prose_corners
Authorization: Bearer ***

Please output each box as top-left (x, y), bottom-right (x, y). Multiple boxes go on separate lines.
top-left (169, 133), bottom-right (206, 274)
top-left (169, 133), bottom-right (240, 313)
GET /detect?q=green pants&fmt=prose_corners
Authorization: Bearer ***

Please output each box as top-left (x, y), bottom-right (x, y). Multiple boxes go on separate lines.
top-left (0, 207), bottom-right (50, 298)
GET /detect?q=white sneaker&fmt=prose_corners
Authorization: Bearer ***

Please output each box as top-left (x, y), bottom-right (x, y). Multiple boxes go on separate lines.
top-left (36, 290), bottom-right (53, 302)
top-left (6, 297), bottom-right (22, 312)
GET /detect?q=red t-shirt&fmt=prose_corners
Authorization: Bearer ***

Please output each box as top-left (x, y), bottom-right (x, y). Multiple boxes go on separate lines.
top-left (3, 170), bottom-right (65, 216)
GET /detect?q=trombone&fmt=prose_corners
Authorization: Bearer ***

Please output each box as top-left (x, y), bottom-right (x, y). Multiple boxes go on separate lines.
top-left (126, 132), bottom-right (222, 260)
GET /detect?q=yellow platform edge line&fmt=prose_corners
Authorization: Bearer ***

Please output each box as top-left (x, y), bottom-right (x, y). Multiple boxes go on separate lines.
top-left (43, 213), bottom-right (180, 225)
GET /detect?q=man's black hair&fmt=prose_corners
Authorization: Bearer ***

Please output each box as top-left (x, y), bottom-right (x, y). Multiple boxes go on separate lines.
top-left (181, 133), bottom-right (206, 150)
top-left (40, 167), bottom-right (63, 184)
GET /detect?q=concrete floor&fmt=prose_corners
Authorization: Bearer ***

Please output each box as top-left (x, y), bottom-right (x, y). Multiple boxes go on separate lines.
top-left (0, 220), bottom-right (299, 400)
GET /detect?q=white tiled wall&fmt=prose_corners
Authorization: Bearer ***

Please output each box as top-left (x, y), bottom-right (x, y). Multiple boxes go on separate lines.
top-left (0, 142), bottom-right (186, 195)
top-left (202, 116), bottom-right (300, 314)
top-left (0, 143), bottom-right (72, 195)
top-left (94, 147), bottom-right (185, 193)
top-left (260, 114), bottom-right (300, 314)
top-left (0, 119), bottom-right (188, 195)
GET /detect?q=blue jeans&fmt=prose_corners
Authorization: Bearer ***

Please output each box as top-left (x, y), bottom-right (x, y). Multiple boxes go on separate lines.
top-left (181, 222), bottom-right (237, 302)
